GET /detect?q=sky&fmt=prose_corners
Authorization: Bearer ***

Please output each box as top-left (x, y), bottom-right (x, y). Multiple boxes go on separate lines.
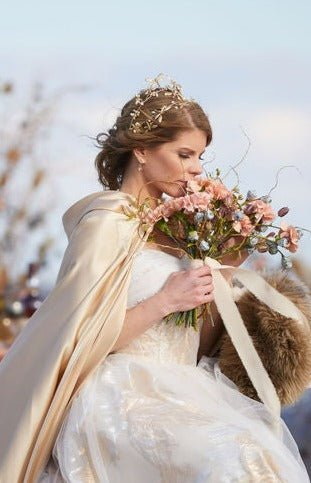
top-left (1, 0), bottom-right (311, 285)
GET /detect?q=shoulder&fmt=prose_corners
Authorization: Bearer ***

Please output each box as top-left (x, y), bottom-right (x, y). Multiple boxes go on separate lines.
top-left (56, 192), bottom-right (139, 284)
top-left (62, 190), bottom-right (137, 240)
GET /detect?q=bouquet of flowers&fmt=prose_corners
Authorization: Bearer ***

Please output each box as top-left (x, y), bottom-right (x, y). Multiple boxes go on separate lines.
top-left (122, 170), bottom-right (306, 330)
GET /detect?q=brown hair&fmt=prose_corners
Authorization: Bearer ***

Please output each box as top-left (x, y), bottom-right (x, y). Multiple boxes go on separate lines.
top-left (94, 87), bottom-right (212, 190)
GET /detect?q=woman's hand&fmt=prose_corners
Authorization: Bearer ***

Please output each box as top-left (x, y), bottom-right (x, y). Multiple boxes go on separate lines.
top-left (158, 265), bottom-right (214, 315)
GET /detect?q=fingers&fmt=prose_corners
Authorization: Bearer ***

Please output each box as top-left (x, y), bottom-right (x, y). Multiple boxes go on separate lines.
top-left (200, 275), bottom-right (213, 286)
top-left (187, 265), bottom-right (214, 295)
top-left (202, 281), bottom-right (214, 294)
top-left (203, 292), bottom-right (215, 303)
top-left (190, 265), bottom-right (213, 284)
top-left (200, 289), bottom-right (215, 304)
top-left (196, 278), bottom-right (215, 302)
top-left (194, 264), bottom-right (212, 275)
top-left (193, 287), bottom-right (215, 306)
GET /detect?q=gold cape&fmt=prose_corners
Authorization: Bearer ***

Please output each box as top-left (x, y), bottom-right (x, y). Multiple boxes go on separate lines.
top-left (0, 189), bottom-right (308, 481)
top-left (0, 190), bottom-right (151, 482)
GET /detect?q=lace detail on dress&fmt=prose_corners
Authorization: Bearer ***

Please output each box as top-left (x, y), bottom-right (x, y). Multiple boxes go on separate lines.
top-left (114, 249), bottom-right (202, 366)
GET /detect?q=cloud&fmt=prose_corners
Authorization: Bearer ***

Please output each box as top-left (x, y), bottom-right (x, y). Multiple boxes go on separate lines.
top-left (246, 107), bottom-right (310, 167)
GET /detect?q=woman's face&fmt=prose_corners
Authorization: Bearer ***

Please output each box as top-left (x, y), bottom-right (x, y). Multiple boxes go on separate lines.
top-left (133, 128), bottom-right (207, 199)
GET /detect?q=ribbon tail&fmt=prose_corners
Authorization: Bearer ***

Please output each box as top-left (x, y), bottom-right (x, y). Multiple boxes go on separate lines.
top-left (212, 269), bottom-right (282, 432)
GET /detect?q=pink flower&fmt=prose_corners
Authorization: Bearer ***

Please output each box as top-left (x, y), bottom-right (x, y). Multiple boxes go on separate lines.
top-left (186, 179), bottom-right (202, 193)
top-left (141, 194), bottom-right (193, 224)
top-left (223, 193), bottom-right (236, 208)
top-left (233, 215), bottom-right (254, 236)
top-left (201, 179), bottom-right (231, 201)
top-left (161, 204), bottom-right (176, 219)
top-left (164, 197), bottom-right (184, 213)
top-left (244, 199), bottom-right (276, 224)
top-left (213, 182), bottom-right (231, 201)
top-left (182, 195), bottom-right (196, 213)
top-left (279, 222), bottom-right (300, 253)
top-left (140, 204), bottom-right (166, 224)
top-left (141, 210), bottom-right (159, 225)
top-left (138, 186), bottom-right (219, 224)
top-left (189, 192), bottom-right (212, 211)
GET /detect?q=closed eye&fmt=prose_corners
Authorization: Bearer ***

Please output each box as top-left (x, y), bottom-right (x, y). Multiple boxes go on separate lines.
top-left (179, 154), bottom-right (205, 161)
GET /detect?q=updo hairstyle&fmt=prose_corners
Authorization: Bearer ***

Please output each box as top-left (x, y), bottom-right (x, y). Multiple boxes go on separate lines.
top-left (94, 87), bottom-right (212, 190)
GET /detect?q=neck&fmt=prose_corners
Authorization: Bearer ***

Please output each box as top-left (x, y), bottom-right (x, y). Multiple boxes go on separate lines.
top-left (120, 177), bottom-right (162, 209)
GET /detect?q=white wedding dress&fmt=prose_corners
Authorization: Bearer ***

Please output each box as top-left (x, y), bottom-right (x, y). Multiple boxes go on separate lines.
top-left (39, 248), bottom-right (310, 482)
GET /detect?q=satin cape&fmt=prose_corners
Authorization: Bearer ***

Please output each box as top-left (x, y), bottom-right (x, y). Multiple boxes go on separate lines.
top-left (0, 189), bottom-right (308, 482)
top-left (0, 190), bottom-right (151, 482)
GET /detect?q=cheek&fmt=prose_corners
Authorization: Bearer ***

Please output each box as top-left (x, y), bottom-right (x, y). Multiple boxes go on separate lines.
top-left (148, 155), bottom-right (168, 177)
top-left (160, 155), bottom-right (183, 176)
top-left (148, 151), bottom-right (183, 181)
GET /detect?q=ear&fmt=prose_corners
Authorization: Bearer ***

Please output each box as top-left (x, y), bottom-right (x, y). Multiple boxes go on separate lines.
top-left (133, 147), bottom-right (148, 162)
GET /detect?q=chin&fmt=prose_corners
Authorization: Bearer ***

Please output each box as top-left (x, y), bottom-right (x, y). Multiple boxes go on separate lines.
top-left (162, 184), bottom-right (187, 199)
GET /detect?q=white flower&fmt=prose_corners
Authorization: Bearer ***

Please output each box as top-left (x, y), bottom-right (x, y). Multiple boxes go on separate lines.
top-left (199, 240), bottom-right (210, 251)
top-left (188, 230), bottom-right (199, 241)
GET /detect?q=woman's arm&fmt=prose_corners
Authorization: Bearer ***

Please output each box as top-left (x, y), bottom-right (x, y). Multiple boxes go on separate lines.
top-left (113, 236), bottom-right (248, 358)
top-left (110, 263), bottom-right (215, 354)
top-left (109, 291), bottom-right (170, 353)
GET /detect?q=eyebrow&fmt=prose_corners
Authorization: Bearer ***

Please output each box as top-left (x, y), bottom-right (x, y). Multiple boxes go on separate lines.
top-left (179, 147), bottom-right (205, 155)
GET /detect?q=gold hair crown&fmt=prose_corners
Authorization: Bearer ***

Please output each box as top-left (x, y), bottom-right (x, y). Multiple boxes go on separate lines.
top-left (128, 73), bottom-right (195, 134)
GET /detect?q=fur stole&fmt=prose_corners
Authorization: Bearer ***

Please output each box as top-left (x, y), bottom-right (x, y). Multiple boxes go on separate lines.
top-left (217, 271), bottom-right (311, 406)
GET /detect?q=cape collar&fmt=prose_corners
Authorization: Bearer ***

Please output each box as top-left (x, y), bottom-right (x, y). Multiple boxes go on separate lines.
top-left (62, 189), bottom-right (137, 239)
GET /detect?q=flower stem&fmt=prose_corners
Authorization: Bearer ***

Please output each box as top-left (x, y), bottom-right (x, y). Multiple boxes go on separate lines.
top-left (207, 302), bottom-right (215, 327)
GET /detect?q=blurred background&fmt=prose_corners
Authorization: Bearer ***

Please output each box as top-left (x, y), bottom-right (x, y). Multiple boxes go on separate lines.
top-left (0, 0), bottom-right (310, 474)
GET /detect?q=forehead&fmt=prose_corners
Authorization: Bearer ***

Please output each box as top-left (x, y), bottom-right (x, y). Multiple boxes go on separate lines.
top-left (169, 129), bottom-right (207, 152)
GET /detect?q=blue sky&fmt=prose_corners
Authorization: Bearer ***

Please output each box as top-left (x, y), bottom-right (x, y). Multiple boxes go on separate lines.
top-left (1, 0), bottom-right (311, 284)
top-left (1, 1), bottom-right (311, 56)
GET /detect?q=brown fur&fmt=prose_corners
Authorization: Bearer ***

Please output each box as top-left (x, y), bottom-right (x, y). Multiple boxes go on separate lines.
top-left (217, 271), bottom-right (311, 406)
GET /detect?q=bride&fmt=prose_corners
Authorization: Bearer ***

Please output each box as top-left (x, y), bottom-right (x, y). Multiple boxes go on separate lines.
top-left (1, 74), bottom-right (310, 482)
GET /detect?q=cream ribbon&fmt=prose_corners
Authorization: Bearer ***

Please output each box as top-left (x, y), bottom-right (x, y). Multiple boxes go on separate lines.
top-left (191, 257), bottom-right (309, 438)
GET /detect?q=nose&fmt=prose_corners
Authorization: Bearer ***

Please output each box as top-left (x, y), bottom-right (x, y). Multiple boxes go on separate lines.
top-left (190, 158), bottom-right (203, 176)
